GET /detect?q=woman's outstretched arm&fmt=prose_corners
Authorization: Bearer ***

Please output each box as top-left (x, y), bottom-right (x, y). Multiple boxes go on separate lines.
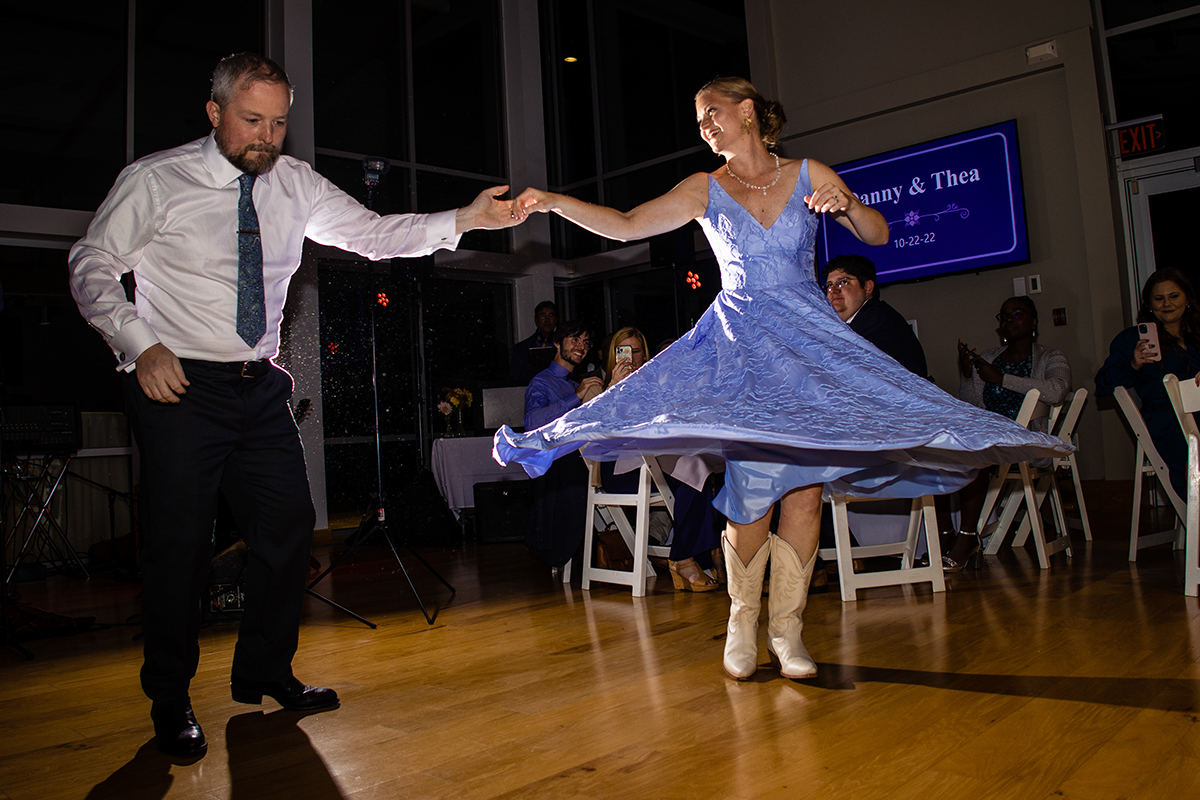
top-left (514, 172), bottom-right (709, 242)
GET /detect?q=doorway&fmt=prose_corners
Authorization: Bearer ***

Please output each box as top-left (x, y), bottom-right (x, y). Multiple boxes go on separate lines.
top-left (1124, 153), bottom-right (1200, 308)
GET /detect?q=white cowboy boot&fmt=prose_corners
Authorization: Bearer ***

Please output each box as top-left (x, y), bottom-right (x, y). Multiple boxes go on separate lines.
top-left (766, 533), bottom-right (818, 679)
top-left (721, 534), bottom-right (770, 680)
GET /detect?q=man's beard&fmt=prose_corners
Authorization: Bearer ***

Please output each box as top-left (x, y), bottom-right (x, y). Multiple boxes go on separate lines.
top-left (215, 127), bottom-right (281, 176)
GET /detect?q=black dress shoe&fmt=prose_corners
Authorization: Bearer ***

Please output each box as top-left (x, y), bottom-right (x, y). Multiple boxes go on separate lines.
top-left (230, 675), bottom-right (339, 711)
top-left (150, 700), bottom-right (207, 757)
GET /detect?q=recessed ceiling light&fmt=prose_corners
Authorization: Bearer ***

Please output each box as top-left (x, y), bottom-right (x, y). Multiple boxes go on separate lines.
top-left (563, 56), bottom-right (578, 63)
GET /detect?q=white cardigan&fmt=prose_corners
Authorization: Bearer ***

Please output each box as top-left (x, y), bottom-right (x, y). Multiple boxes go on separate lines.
top-left (957, 343), bottom-right (1072, 433)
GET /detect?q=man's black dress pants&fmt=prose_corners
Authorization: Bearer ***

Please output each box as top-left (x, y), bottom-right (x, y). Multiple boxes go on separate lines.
top-left (124, 361), bottom-right (315, 702)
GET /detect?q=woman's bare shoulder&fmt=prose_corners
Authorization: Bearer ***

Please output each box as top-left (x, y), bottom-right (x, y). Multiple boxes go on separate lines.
top-left (670, 171), bottom-right (712, 214)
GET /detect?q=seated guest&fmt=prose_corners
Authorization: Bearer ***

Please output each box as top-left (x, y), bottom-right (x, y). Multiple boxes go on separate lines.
top-left (507, 300), bottom-right (558, 386)
top-left (1096, 267), bottom-right (1200, 498)
top-left (822, 254), bottom-right (927, 377)
top-left (604, 326), bottom-right (648, 385)
top-left (942, 295), bottom-right (1071, 570)
top-left (811, 253), bottom-right (932, 587)
top-left (600, 327), bottom-right (726, 592)
top-left (523, 321), bottom-right (605, 567)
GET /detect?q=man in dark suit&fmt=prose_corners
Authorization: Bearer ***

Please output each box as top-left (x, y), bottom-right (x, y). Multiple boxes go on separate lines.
top-left (814, 255), bottom-right (929, 576)
top-left (821, 254), bottom-right (928, 377)
top-left (507, 300), bottom-right (558, 385)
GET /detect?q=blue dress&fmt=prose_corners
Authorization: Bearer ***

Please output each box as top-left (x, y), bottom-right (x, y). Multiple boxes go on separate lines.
top-left (494, 160), bottom-right (1070, 524)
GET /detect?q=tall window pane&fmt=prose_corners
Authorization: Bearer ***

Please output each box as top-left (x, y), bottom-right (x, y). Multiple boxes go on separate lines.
top-left (0, 245), bottom-right (123, 411)
top-left (1102, 1), bottom-right (1200, 29)
top-left (319, 258), bottom-right (424, 516)
top-left (564, 281), bottom-right (606, 344)
top-left (608, 269), bottom-right (678, 352)
top-left (319, 260), bottom-right (421, 439)
top-left (2, 5), bottom-right (127, 211)
top-left (312, 0), bottom-right (408, 158)
top-left (424, 276), bottom-right (513, 435)
top-left (134, 1), bottom-right (264, 158)
top-left (1109, 14), bottom-right (1200, 155)
top-left (595, 2), bottom-right (749, 172)
top-left (316, 154), bottom-right (414, 216)
top-left (411, 1), bottom-right (506, 177)
top-left (540, 0), bottom-right (596, 187)
top-left (539, 0), bottom-right (749, 258)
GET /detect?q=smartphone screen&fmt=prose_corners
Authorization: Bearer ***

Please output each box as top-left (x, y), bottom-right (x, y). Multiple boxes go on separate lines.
top-left (1138, 322), bottom-right (1162, 362)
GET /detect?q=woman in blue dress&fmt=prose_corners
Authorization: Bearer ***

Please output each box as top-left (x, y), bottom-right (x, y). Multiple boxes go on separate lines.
top-left (498, 77), bottom-right (1069, 682)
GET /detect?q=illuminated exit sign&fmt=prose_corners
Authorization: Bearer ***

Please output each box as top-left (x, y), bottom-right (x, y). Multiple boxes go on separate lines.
top-left (1106, 115), bottom-right (1166, 159)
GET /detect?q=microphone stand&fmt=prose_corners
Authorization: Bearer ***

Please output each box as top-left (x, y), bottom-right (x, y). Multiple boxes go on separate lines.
top-left (305, 157), bottom-right (455, 626)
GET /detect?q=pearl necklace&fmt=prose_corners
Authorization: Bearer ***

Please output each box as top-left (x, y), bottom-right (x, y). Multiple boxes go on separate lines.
top-left (725, 153), bottom-right (780, 196)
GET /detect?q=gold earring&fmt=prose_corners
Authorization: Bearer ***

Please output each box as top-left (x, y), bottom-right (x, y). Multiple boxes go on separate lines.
top-left (741, 117), bottom-right (753, 134)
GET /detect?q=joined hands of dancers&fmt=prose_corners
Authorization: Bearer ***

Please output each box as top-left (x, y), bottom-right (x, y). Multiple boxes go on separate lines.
top-left (506, 180), bottom-right (860, 224)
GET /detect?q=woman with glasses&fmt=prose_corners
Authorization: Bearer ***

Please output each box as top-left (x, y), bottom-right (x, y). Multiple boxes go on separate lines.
top-left (496, 77), bottom-right (1069, 682)
top-left (943, 295), bottom-right (1071, 570)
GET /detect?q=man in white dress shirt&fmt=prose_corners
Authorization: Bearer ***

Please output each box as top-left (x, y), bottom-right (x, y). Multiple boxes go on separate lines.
top-left (69, 53), bottom-right (520, 758)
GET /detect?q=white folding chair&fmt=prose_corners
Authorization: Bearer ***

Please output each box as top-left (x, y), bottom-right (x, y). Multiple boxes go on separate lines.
top-left (1114, 386), bottom-right (1185, 561)
top-left (970, 389), bottom-right (1069, 568)
top-left (1162, 375), bottom-right (1200, 597)
top-left (1046, 388), bottom-right (1093, 542)
top-left (563, 456), bottom-right (673, 597)
top-left (817, 495), bottom-right (945, 602)
top-left (974, 389), bottom-right (1039, 545)
top-left (983, 389), bottom-right (1086, 567)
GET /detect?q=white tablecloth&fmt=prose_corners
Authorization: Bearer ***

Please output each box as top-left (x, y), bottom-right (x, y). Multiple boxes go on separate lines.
top-left (431, 436), bottom-right (528, 518)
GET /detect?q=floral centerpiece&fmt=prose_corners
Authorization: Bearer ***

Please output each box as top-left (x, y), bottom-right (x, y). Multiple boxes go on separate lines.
top-left (439, 387), bottom-right (473, 434)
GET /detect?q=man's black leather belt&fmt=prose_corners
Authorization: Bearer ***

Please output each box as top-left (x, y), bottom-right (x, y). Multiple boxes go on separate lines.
top-left (181, 358), bottom-right (273, 378)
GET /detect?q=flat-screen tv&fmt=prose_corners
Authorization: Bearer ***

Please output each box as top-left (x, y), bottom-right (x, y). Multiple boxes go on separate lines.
top-left (815, 119), bottom-right (1030, 284)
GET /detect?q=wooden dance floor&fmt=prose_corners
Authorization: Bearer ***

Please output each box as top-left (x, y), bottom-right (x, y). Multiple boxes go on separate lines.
top-left (2, 480), bottom-right (1199, 799)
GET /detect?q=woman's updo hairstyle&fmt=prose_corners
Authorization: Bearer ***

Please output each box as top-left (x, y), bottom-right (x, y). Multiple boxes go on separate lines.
top-left (698, 76), bottom-right (787, 149)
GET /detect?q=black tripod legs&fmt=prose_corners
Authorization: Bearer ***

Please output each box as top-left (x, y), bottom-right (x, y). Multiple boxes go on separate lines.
top-left (306, 518), bottom-right (455, 627)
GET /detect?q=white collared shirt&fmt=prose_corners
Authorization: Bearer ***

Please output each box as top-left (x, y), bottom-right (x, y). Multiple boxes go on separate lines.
top-left (843, 294), bottom-right (871, 326)
top-left (69, 132), bottom-right (461, 369)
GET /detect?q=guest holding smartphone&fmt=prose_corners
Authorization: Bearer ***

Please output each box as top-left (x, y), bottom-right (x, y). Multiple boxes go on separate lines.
top-left (600, 327), bottom-right (726, 591)
top-left (605, 327), bottom-right (648, 385)
top-left (943, 295), bottom-right (1071, 571)
top-left (1096, 268), bottom-right (1200, 497)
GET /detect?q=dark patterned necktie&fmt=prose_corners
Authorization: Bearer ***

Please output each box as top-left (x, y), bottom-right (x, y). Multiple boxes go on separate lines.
top-left (236, 174), bottom-right (266, 348)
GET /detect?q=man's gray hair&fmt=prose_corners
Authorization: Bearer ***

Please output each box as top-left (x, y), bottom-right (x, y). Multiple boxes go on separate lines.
top-left (211, 53), bottom-right (293, 108)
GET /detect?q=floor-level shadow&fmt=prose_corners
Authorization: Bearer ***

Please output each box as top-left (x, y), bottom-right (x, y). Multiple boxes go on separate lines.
top-left (806, 662), bottom-right (1199, 710)
top-left (226, 710), bottom-right (346, 800)
top-left (85, 739), bottom-right (178, 800)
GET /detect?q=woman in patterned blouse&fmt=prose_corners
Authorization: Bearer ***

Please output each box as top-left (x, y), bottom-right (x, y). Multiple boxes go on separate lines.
top-left (942, 296), bottom-right (1072, 571)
